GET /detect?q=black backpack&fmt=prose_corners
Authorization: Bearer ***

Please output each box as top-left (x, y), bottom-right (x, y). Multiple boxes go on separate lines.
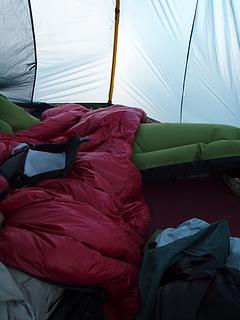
top-left (0, 136), bottom-right (88, 199)
top-left (156, 255), bottom-right (240, 320)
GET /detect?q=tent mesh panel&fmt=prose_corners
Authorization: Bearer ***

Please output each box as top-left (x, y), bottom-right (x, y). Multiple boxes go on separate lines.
top-left (0, 0), bottom-right (36, 103)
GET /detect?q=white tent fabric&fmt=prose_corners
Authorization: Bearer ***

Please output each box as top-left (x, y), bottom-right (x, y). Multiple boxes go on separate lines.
top-left (1, 0), bottom-right (240, 126)
top-left (31, 0), bottom-right (115, 103)
top-left (113, 0), bottom-right (240, 125)
top-left (113, 0), bottom-right (197, 122)
top-left (182, 0), bottom-right (240, 126)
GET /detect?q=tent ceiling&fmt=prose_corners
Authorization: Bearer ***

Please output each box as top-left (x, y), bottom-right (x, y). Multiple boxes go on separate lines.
top-left (0, 0), bottom-right (240, 126)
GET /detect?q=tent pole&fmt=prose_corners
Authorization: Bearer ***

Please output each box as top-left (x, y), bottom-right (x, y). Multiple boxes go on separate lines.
top-left (108, 0), bottom-right (120, 104)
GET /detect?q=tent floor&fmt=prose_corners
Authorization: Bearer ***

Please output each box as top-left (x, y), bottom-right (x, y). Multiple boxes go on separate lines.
top-left (143, 175), bottom-right (240, 238)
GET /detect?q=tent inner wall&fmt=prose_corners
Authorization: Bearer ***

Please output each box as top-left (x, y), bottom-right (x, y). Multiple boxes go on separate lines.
top-left (0, 0), bottom-right (36, 102)
top-left (113, 0), bottom-right (240, 126)
top-left (182, 0), bottom-right (240, 127)
top-left (113, 0), bottom-right (198, 122)
top-left (30, 0), bottom-right (115, 103)
top-left (0, 0), bottom-right (240, 126)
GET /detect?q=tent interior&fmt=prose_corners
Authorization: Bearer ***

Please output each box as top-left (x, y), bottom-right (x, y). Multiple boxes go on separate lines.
top-left (1, 1), bottom-right (240, 319)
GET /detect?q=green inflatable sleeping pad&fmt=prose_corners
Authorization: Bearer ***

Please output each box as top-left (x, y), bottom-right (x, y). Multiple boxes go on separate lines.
top-left (0, 95), bottom-right (40, 133)
top-left (132, 123), bottom-right (240, 170)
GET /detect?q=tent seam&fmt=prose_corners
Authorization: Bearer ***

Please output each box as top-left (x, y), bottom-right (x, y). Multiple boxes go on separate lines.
top-left (180, 0), bottom-right (199, 123)
top-left (27, 0), bottom-right (38, 103)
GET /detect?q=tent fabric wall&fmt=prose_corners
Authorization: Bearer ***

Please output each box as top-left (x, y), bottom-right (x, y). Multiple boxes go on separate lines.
top-left (0, 0), bottom-right (36, 102)
top-left (113, 0), bottom-right (198, 122)
top-left (30, 0), bottom-right (115, 103)
top-left (0, 0), bottom-right (240, 126)
top-left (182, 0), bottom-right (240, 126)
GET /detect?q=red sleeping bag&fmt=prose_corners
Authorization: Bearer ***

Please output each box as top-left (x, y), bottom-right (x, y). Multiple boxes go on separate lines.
top-left (0, 104), bottom-right (150, 320)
